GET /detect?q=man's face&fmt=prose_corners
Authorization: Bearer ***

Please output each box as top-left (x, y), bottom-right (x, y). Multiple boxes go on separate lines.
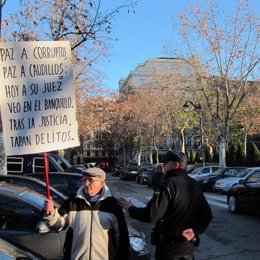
top-left (163, 161), bottom-right (178, 173)
top-left (81, 176), bottom-right (104, 196)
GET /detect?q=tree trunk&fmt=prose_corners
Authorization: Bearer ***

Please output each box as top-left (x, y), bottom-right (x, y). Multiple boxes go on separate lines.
top-left (149, 148), bottom-right (153, 164)
top-left (243, 132), bottom-right (247, 156)
top-left (137, 147), bottom-right (142, 166)
top-left (154, 144), bottom-right (159, 164)
top-left (180, 128), bottom-right (185, 153)
top-left (219, 139), bottom-right (226, 167)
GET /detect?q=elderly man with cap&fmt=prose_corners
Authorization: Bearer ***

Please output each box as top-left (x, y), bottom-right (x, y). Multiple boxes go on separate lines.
top-left (43, 167), bottom-right (130, 260)
top-left (118, 150), bottom-right (212, 260)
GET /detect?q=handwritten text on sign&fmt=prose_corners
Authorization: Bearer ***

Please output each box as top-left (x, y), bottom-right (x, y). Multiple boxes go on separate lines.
top-left (0, 41), bottom-right (79, 156)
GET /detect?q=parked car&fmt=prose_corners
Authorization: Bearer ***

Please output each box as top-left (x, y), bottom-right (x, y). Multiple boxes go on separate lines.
top-left (0, 182), bottom-right (150, 260)
top-left (27, 172), bottom-right (83, 197)
top-left (0, 182), bottom-right (66, 259)
top-left (0, 174), bottom-right (67, 205)
top-left (136, 166), bottom-right (154, 185)
top-left (6, 153), bottom-right (65, 174)
top-left (120, 165), bottom-right (139, 181)
top-left (187, 164), bottom-right (198, 173)
top-left (147, 164), bottom-right (163, 187)
top-left (198, 167), bottom-right (246, 191)
top-left (227, 171), bottom-right (260, 214)
top-left (0, 236), bottom-right (44, 260)
top-left (48, 152), bottom-right (83, 173)
top-left (6, 152), bottom-right (81, 175)
top-left (188, 165), bottom-right (220, 181)
top-left (112, 164), bottom-right (124, 177)
top-left (213, 167), bottom-right (260, 193)
top-left (73, 164), bottom-right (87, 173)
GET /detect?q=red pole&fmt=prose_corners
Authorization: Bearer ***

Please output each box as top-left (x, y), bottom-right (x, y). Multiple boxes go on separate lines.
top-left (43, 152), bottom-right (51, 199)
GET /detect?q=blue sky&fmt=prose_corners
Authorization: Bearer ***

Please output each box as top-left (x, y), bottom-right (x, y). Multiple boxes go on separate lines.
top-left (2, 0), bottom-right (260, 91)
top-left (101, 0), bottom-right (189, 90)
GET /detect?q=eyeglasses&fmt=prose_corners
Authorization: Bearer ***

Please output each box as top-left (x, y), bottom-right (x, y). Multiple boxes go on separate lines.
top-left (81, 177), bottom-right (103, 184)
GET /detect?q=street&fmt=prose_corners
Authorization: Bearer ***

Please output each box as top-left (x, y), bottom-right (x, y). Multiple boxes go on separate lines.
top-left (107, 173), bottom-right (260, 260)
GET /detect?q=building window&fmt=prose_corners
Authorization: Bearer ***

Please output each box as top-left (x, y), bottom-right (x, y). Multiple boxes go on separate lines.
top-left (87, 151), bottom-right (90, 157)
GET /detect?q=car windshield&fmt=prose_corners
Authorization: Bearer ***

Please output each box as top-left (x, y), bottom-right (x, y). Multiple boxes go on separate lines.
top-left (49, 153), bottom-right (72, 171)
top-left (47, 156), bottom-right (65, 172)
top-left (223, 168), bottom-right (246, 177)
top-left (211, 168), bottom-right (226, 176)
top-left (236, 168), bottom-right (253, 178)
top-left (190, 167), bottom-right (203, 174)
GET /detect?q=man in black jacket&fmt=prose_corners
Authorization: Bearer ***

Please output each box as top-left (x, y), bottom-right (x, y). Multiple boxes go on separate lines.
top-left (118, 150), bottom-right (212, 260)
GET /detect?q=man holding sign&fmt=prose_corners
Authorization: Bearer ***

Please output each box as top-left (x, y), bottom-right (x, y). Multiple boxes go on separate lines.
top-left (43, 167), bottom-right (130, 260)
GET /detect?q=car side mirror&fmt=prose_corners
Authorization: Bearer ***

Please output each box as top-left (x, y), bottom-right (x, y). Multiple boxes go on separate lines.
top-left (238, 179), bottom-right (245, 185)
top-left (35, 221), bottom-right (51, 234)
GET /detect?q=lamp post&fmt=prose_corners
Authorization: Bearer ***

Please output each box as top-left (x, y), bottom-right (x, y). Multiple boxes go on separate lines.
top-left (183, 101), bottom-right (205, 166)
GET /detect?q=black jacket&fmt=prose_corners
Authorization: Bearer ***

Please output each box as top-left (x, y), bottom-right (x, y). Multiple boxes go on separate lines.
top-left (128, 168), bottom-right (212, 242)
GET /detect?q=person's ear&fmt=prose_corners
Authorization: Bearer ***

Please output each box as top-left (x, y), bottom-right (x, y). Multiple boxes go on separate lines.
top-left (174, 162), bottom-right (180, 169)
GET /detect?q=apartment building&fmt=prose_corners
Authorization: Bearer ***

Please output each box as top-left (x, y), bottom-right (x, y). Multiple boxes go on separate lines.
top-left (117, 57), bottom-right (199, 165)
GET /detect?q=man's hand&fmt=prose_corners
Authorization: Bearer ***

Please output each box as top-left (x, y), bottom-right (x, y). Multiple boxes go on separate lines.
top-left (43, 197), bottom-right (54, 215)
top-left (182, 228), bottom-right (195, 241)
top-left (117, 198), bottom-right (133, 211)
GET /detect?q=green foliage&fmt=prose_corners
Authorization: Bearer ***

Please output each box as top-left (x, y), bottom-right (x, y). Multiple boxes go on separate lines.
top-left (235, 144), bottom-right (246, 166)
top-left (247, 143), bottom-right (260, 167)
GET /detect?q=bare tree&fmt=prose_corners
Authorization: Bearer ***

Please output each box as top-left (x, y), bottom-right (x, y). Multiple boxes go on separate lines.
top-left (1, 0), bottom-right (137, 134)
top-left (168, 0), bottom-right (260, 167)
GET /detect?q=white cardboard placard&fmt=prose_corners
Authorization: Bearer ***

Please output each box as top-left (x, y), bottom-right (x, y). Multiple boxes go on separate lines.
top-left (0, 41), bottom-right (79, 156)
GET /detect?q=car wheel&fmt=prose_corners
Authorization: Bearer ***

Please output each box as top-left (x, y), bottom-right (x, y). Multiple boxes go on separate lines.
top-left (228, 195), bottom-right (240, 214)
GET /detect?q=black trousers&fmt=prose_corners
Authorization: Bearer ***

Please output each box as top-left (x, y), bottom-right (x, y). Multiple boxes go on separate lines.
top-left (155, 241), bottom-right (194, 260)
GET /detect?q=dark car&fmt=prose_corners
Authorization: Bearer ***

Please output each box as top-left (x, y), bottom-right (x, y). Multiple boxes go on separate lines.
top-left (0, 236), bottom-right (44, 259)
top-left (0, 182), bottom-right (66, 259)
top-left (0, 182), bottom-right (150, 260)
top-left (198, 167), bottom-right (246, 191)
top-left (6, 152), bottom-right (81, 175)
top-left (120, 165), bottom-right (139, 181)
top-left (227, 171), bottom-right (260, 214)
top-left (47, 152), bottom-right (83, 173)
top-left (112, 164), bottom-right (124, 177)
top-left (27, 172), bottom-right (83, 197)
top-left (136, 166), bottom-right (154, 185)
top-left (147, 164), bottom-right (163, 187)
top-left (0, 174), bottom-right (67, 205)
top-left (6, 153), bottom-right (65, 174)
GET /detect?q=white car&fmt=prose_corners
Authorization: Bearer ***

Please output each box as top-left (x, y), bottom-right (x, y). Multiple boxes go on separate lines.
top-left (188, 165), bottom-right (220, 181)
top-left (213, 167), bottom-right (260, 193)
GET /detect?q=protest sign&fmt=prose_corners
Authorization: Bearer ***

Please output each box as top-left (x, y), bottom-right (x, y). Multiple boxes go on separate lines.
top-left (0, 41), bottom-right (79, 156)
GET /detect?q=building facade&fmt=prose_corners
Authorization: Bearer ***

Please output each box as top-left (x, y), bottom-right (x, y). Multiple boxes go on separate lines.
top-left (118, 57), bottom-right (199, 165)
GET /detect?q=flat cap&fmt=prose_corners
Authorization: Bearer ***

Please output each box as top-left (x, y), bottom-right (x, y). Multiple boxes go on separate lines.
top-left (162, 150), bottom-right (187, 164)
top-left (82, 167), bottom-right (106, 180)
